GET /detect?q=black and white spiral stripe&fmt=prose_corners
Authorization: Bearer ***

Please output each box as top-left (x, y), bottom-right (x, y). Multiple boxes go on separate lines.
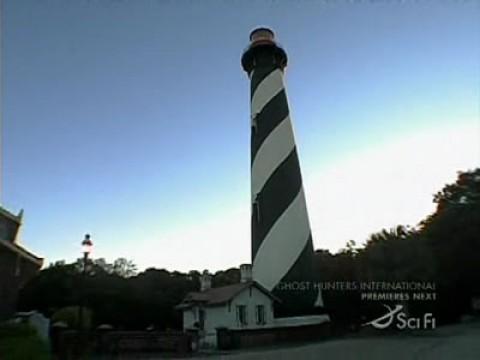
top-left (249, 66), bottom-right (323, 310)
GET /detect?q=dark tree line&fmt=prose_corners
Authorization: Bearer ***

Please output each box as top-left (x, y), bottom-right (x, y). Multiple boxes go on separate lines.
top-left (17, 258), bottom-right (240, 330)
top-left (317, 168), bottom-right (480, 327)
top-left (17, 169), bottom-right (480, 330)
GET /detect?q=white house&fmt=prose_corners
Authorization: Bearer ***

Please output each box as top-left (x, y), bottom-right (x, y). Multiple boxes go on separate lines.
top-left (176, 264), bottom-right (279, 348)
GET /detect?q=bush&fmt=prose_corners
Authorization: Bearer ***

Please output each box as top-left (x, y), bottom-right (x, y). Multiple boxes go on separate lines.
top-left (0, 323), bottom-right (50, 360)
top-left (0, 323), bottom-right (36, 338)
top-left (51, 306), bottom-right (92, 330)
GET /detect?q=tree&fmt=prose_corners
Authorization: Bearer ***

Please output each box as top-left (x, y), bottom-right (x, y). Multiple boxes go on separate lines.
top-left (419, 168), bottom-right (480, 322)
top-left (212, 268), bottom-right (240, 287)
top-left (112, 258), bottom-right (138, 278)
top-left (17, 170), bottom-right (478, 330)
top-left (92, 258), bottom-right (114, 274)
top-left (432, 169), bottom-right (480, 211)
top-left (51, 306), bottom-right (93, 330)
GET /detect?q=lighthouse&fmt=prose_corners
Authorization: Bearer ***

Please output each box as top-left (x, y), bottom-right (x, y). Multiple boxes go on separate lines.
top-left (241, 28), bottom-right (324, 315)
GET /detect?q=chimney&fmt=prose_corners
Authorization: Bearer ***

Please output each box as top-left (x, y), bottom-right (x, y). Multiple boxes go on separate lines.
top-left (240, 264), bottom-right (252, 283)
top-left (200, 270), bottom-right (212, 291)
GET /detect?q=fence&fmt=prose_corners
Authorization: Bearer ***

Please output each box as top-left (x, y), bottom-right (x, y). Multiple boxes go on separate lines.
top-left (217, 322), bottom-right (331, 350)
top-left (52, 329), bottom-right (192, 358)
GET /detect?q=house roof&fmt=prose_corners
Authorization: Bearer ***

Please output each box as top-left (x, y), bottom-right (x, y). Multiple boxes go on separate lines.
top-left (0, 239), bottom-right (44, 267)
top-left (176, 280), bottom-right (280, 310)
top-left (0, 206), bottom-right (42, 267)
top-left (0, 206), bottom-right (22, 224)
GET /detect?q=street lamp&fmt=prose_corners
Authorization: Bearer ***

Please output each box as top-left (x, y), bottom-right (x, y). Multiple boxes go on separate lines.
top-left (78, 234), bottom-right (93, 334)
top-left (81, 234), bottom-right (93, 258)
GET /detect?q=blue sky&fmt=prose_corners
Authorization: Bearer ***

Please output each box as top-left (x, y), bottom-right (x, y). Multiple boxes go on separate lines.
top-left (2, 0), bottom-right (479, 271)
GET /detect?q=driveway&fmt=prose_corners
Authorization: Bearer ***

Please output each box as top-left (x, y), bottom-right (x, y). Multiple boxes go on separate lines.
top-left (188, 320), bottom-right (480, 360)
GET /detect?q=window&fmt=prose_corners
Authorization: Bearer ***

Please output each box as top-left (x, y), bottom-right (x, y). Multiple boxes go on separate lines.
top-left (253, 194), bottom-right (261, 223)
top-left (251, 113), bottom-right (258, 133)
top-left (14, 255), bottom-right (21, 277)
top-left (256, 305), bottom-right (266, 325)
top-left (236, 305), bottom-right (247, 326)
top-left (198, 308), bottom-right (205, 330)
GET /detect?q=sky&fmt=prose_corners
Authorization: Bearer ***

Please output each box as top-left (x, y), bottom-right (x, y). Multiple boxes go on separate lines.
top-left (1, 0), bottom-right (479, 272)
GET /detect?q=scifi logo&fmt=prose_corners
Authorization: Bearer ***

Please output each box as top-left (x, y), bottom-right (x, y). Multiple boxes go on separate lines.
top-left (363, 304), bottom-right (436, 330)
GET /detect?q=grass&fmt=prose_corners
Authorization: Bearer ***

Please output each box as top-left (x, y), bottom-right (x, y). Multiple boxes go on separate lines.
top-left (0, 323), bottom-right (51, 360)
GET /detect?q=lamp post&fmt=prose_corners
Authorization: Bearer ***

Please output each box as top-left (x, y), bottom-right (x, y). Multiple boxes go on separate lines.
top-left (78, 234), bottom-right (93, 333)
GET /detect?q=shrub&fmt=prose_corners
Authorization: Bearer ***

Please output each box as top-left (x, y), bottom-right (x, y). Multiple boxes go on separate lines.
top-left (51, 306), bottom-right (92, 330)
top-left (0, 323), bottom-right (50, 360)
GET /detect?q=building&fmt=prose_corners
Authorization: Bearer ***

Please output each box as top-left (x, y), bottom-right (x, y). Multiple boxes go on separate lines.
top-left (241, 28), bottom-right (324, 314)
top-left (0, 206), bottom-right (43, 320)
top-left (176, 265), bottom-right (279, 348)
